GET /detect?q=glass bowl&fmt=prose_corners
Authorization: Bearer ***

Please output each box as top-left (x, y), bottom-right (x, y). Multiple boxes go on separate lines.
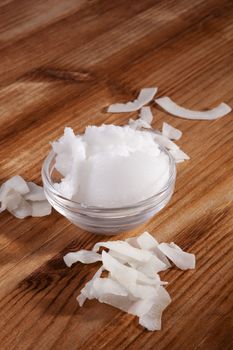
top-left (41, 147), bottom-right (176, 235)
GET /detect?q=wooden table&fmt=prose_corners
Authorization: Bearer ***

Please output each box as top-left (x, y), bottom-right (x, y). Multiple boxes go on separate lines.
top-left (0, 1), bottom-right (233, 349)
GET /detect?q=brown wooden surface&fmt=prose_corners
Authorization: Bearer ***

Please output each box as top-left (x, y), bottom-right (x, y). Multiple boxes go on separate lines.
top-left (0, 0), bottom-right (233, 349)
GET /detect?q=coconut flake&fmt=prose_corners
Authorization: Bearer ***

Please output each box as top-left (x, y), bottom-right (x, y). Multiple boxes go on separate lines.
top-left (92, 278), bottom-right (128, 298)
top-left (66, 232), bottom-right (195, 331)
top-left (107, 87), bottom-right (158, 113)
top-left (96, 293), bottom-right (135, 314)
top-left (152, 132), bottom-right (189, 163)
top-left (140, 106), bottom-right (154, 124)
top-left (76, 293), bottom-right (86, 307)
top-left (134, 232), bottom-right (171, 269)
top-left (102, 251), bottom-right (161, 286)
top-left (101, 250), bottom-right (138, 287)
top-left (136, 269), bottom-right (162, 286)
top-left (77, 266), bottom-right (104, 306)
top-left (155, 97), bottom-right (232, 120)
top-left (137, 232), bottom-right (159, 250)
top-left (0, 176), bottom-right (51, 218)
top-left (128, 298), bottom-right (156, 317)
top-left (31, 200), bottom-right (52, 217)
top-left (153, 134), bottom-right (179, 151)
top-left (64, 250), bottom-right (102, 267)
top-left (0, 190), bottom-right (22, 213)
top-left (24, 182), bottom-right (46, 201)
top-left (158, 242), bottom-right (195, 270)
top-left (0, 175), bottom-right (29, 197)
top-left (108, 249), bottom-right (133, 264)
top-left (10, 198), bottom-right (32, 219)
top-left (97, 291), bottom-right (166, 322)
top-left (102, 252), bottom-right (160, 299)
top-left (169, 148), bottom-right (190, 163)
top-left (138, 88), bottom-right (158, 105)
top-left (128, 118), bottom-right (152, 130)
top-left (108, 248), bottom-right (166, 277)
top-left (0, 176), bottom-right (29, 212)
top-left (139, 286), bottom-right (171, 331)
top-left (93, 240), bottom-right (152, 263)
top-left (131, 257), bottom-right (167, 277)
top-left (80, 277), bottom-right (128, 301)
top-left (128, 106), bottom-right (154, 130)
top-left (162, 122), bottom-right (182, 140)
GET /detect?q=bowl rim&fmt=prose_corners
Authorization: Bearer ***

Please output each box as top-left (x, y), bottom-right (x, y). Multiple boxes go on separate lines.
top-left (42, 144), bottom-right (176, 213)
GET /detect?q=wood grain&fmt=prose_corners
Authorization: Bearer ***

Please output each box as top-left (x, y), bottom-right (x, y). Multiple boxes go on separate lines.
top-left (0, 0), bottom-right (233, 349)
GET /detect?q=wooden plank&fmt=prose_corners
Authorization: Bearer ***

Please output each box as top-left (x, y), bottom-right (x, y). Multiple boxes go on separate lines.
top-left (0, 0), bottom-right (232, 349)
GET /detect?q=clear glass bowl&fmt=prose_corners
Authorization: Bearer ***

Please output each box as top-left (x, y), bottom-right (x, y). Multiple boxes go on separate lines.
top-left (41, 148), bottom-right (176, 235)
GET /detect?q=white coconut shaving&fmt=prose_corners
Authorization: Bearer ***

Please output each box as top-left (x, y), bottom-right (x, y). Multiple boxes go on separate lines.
top-left (93, 240), bottom-right (153, 263)
top-left (63, 250), bottom-right (102, 267)
top-left (128, 106), bottom-right (154, 130)
top-left (152, 127), bottom-right (189, 163)
top-left (162, 122), bottom-right (182, 140)
top-left (140, 106), bottom-right (154, 124)
top-left (0, 175), bottom-right (51, 218)
top-left (139, 286), bottom-right (171, 331)
top-left (104, 250), bottom-right (162, 285)
top-left (158, 242), bottom-right (195, 270)
top-left (107, 87), bottom-right (158, 113)
top-left (0, 191), bottom-right (22, 213)
top-left (102, 251), bottom-right (161, 300)
top-left (31, 200), bottom-right (51, 217)
top-left (92, 277), bottom-right (128, 298)
top-left (136, 231), bottom-right (159, 250)
top-left (135, 232), bottom-right (171, 268)
top-left (77, 266), bottom-right (104, 307)
top-left (153, 134), bottom-right (179, 151)
top-left (0, 175), bottom-right (29, 212)
top-left (169, 149), bottom-right (190, 163)
top-left (129, 256), bottom-right (167, 278)
top-left (24, 182), bottom-right (47, 201)
top-left (11, 198), bottom-right (32, 219)
top-left (128, 118), bottom-right (152, 130)
top-left (65, 232), bottom-right (196, 331)
top-left (155, 97), bottom-right (232, 120)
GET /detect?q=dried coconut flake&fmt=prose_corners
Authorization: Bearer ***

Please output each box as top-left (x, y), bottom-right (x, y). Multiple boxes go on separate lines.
top-left (0, 176), bottom-right (51, 218)
top-left (152, 129), bottom-right (189, 163)
top-left (93, 240), bottom-right (153, 263)
top-left (64, 232), bottom-right (196, 331)
top-left (10, 198), bottom-right (32, 219)
top-left (158, 242), bottom-right (195, 270)
top-left (63, 250), bottom-right (102, 267)
top-left (107, 87), bottom-right (158, 113)
top-left (140, 106), bottom-right (154, 124)
top-left (169, 148), bottom-right (190, 163)
top-left (153, 134), bottom-right (179, 151)
top-left (155, 97), bottom-right (231, 120)
top-left (162, 122), bottom-right (182, 140)
top-left (102, 251), bottom-right (161, 299)
top-left (129, 106), bottom-right (154, 130)
top-left (0, 176), bottom-right (29, 212)
top-left (24, 182), bottom-right (47, 201)
top-left (139, 286), bottom-right (171, 331)
top-left (77, 266), bottom-right (104, 306)
top-left (135, 232), bottom-right (171, 268)
top-left (30, 200), bottom-right (51, 217)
